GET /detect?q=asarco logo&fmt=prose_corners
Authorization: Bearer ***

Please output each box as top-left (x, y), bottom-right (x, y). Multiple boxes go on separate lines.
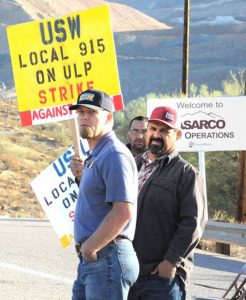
top-left (181, 111), bottom-right (226, 130)
top-left (180, 110), bottom-right (234, 146)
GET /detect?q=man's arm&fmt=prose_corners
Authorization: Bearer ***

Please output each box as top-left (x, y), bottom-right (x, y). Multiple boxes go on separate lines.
top-left (81, 201), bottom-right (133, 261)
top-left (164, 169), bottom-right (208, 266)
top-left (150, 167), bottom-right (207, 280)
top-left (152, 168), bottom-right (207, 278)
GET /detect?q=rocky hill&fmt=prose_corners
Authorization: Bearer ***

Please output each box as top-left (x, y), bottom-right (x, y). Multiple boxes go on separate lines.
top-left (109, 0), bottom-right (246, 100)
top-left (13, 0), bottom-right (170, 31)
top-left (1, 0), bottom-right (246, 102)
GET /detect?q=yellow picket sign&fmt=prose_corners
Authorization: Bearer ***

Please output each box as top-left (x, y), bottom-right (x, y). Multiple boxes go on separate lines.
top-left (7, 5), bottom-right (123, 126)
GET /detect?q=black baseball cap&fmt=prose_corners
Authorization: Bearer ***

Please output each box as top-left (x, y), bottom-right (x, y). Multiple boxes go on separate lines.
top-left (69, 89), bottom-right (114, 112)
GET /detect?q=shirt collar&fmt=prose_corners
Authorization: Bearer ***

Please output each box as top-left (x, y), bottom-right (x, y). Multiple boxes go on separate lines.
top-left (91, 131), bottom-right (115, 158)
top-left (141, 149), bottom-right (178, 166)
top-left (166, 150), bottom-right (178, 163)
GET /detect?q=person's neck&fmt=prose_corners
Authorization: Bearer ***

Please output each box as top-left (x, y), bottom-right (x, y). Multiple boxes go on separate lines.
top-left (147, 151), bottom-right (157, 161)
top-left (88, 130), bottom-right (111, 151)
top-left (147, 149), bottom-right (171, 161)
top-left (132, 148), bottom-right (146, 157)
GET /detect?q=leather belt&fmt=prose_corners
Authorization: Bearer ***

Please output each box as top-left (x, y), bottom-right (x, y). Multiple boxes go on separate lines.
top-left (75, 235), bottom-right (129, 258)
top-left (112, 235), bottom-right (129, 243)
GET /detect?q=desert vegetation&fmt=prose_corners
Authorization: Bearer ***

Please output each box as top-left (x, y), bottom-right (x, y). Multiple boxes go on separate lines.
top-left (0, 69), bottom-right (245, 222)
top-left (114, 69), bottom-right (246, 222)
top-left (0, 99), bottom-right (72, 218)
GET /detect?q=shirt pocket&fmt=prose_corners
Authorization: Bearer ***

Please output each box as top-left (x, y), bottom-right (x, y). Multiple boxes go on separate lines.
top-left (152, 177), bottom-right (176, 191)
top-left (150, 177), bottom-right (177, 206)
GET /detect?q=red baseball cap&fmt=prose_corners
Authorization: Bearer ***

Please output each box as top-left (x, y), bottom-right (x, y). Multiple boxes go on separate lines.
top-left (149, 106), bottom-right (178, 129)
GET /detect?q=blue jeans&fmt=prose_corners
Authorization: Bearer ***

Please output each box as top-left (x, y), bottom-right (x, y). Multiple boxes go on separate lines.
top-left (72, 240), bottom-right (139, 300)
top-left (128, 274), bottom-right (186, 300)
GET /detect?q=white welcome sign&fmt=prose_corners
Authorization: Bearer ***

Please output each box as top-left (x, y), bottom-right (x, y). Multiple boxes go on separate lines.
top-left (148, 96), bottom-right (246, 151)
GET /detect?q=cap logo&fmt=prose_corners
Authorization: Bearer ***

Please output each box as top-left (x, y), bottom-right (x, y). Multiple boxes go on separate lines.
top-left (165, 112), bottom-right (174, 121)
top-left (79, 93), bottom-right (95, 101)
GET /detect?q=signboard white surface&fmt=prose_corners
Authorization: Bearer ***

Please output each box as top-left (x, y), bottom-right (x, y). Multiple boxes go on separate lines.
top-left (147, 96), bottom-right (246, 152)
top-left (31, 139), bottom-right (89, 248)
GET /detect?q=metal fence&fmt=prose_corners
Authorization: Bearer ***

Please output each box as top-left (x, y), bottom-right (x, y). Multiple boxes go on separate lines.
top-left (202, 220), bottom-right (246, 248)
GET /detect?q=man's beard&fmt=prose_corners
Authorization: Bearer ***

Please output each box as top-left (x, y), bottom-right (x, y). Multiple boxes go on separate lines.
top-left (148, 137), bottom-right (165, 157)
top-left (80, 126), bottom-right (94, 139)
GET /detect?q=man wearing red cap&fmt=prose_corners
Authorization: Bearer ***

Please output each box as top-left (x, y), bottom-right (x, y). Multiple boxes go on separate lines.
top-left (128, 106), bottom-right (208, 300)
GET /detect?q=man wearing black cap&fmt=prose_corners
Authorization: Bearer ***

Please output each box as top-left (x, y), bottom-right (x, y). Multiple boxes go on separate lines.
top-left (128, 106), bottom-right (208, 300)
top-left (69, 89), bottom-right (139, 300)
top-left (70, 115), bottom-right (148, 181)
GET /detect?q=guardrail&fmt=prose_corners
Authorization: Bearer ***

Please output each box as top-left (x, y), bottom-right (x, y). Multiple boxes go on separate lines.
top-left (0, 217), bottom-right (245, 248)
top-left (202, 220), bottom-right (246, 247)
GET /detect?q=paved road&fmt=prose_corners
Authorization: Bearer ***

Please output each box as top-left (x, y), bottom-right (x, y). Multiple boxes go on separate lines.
top-left (0, 218), bottom-right (245, 300)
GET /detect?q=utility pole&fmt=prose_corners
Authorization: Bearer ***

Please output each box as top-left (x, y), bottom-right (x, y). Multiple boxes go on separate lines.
top-left (238, 151), bottom-right (246, 222)
top-left (182, 0), bottom-right (190, 96)
top-left (237, 76), bottom-right (246, 222)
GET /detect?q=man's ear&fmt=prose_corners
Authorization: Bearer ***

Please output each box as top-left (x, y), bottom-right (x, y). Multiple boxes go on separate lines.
top-left (105, 112), bottom-right (113, 124)
top-left (176, 129), bottom-right (182, 140)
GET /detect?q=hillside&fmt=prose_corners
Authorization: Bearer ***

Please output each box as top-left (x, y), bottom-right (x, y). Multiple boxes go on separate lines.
top-left (1, 0), bottom-right (246, 102)
top-left (1, 97), bottom-right (246, 261)
top-left (14, 0), bottom-right (171, 32)
top-left (0, 98), bottom-right (72, 218)
top-left (106, 0), bottom-right (246, 25)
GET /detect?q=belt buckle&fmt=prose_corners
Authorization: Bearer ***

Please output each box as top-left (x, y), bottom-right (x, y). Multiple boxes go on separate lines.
top-left (115, 236), bottom-right (123, 242)
top-left (114, 235), bottom-right (128, 243)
